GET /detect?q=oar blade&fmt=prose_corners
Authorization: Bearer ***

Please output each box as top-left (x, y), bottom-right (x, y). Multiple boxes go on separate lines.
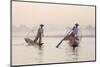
top-left (56, 39), bottom-right (63, 48)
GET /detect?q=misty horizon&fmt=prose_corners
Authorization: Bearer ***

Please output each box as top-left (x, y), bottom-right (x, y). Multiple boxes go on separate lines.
top-left (12, 24), bottom-right (95, 32)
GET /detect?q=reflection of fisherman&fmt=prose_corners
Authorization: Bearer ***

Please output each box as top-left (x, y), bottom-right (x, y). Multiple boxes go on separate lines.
top-left (70, 23), bottom-right (79, 40)
top-left (33, 24), bottom-right (44, 44)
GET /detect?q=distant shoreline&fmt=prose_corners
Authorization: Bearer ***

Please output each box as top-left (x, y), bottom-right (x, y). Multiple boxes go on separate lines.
top-left (13, 35), bottom-right (95, 38)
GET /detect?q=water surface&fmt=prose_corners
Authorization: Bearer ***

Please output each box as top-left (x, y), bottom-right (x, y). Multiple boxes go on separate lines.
top-left (12, 36), bottom-right (95, 65)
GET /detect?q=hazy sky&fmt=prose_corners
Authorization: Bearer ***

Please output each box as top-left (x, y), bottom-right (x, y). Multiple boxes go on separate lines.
top-left (12, 1), bottom-right (95, 28)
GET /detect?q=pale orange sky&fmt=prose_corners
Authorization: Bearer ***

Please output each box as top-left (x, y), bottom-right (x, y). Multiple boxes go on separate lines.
top-left (12, 1), bottom-right (95, 28)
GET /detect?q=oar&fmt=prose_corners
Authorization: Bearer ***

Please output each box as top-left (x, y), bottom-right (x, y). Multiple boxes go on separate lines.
top-left (56, 38), bottom-right (64, 48)
top-left (56, 31), bottom-right (71, 48)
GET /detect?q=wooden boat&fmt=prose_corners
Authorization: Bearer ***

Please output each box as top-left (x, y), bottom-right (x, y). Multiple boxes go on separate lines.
top-left (63, 34), bottom-right (80, 51)
top-left (24, 38), bottom-right (43, 46)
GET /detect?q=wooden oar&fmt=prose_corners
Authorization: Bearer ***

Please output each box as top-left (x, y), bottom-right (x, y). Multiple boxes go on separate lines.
top-left (56, 31), bottom-right (71, 48)
top-left (56, 38), bottom-right (64, 48)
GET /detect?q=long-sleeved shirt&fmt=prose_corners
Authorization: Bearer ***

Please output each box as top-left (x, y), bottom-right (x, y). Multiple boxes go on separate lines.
top-left (72, 26), bottom-right (78, 35)
top-left (38, 27), bottom-right (43, 34)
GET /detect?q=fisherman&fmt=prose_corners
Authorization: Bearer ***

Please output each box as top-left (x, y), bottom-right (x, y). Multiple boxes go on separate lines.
top-left (33, 24), bottom-right (44, 44)
top-left (56, 23), bottom-right (79, 48)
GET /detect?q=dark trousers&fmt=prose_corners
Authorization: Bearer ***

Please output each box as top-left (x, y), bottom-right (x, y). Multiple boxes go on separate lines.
top-left (70, 32), bottom-right (79, 40)
top-left (70, 32), bottom-right (75, 38)
top-left (34, 33), bottom-right (42, 44)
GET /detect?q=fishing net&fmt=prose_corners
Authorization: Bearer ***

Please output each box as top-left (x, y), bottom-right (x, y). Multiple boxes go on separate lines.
top-left (24, 29), bottom-right (36, 43)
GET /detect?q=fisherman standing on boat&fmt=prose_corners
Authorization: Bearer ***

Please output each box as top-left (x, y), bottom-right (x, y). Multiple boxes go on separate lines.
top-left (56, 23), bottom-right (79, 48)
top-left (33, 24), bottom-right (44, 45)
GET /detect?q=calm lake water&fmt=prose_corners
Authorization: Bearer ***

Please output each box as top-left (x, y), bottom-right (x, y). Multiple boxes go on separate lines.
top-left (12, 36), bottom-right (95, 65)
